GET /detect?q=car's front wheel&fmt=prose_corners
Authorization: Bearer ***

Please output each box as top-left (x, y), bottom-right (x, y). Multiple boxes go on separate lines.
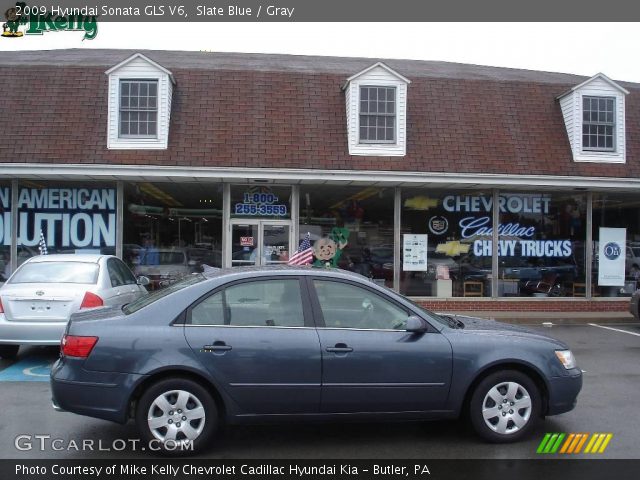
top-left (135, 378), bottom-right (218, 455)
top-left (0, 345), bottom-right (19, 359)
top-left (469, 370), bottom-right (541, 443)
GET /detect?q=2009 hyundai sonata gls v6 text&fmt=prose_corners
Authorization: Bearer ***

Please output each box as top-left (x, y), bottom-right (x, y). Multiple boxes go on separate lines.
top-left (51, 267), bottom-right (582, 454)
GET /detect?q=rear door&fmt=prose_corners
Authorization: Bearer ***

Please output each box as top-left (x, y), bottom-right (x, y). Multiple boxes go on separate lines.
top-left (310, 278), bottom-right (453, 413)
top-left (111, 258), bottom-right (145, 302)
top-left (105, 258), bottom-right (135, 306)
top-left (183, 277), bottom-right (322, 414)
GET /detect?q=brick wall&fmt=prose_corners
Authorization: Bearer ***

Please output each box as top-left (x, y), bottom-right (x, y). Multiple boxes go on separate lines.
top-left (414, 299), bottom-right (629, 312)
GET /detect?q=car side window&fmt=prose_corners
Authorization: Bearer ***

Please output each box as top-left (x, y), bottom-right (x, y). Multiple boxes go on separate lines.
top-left (114, 258), bottom-right (137, 285)
top-left (191, 290), bottom-right (225, 325)
top-left (190, 279), bottom-right (305, 327)
top-left (107, 258), bottom-right (125, 287)
top-left (313, 280), bottom-right (409, 330)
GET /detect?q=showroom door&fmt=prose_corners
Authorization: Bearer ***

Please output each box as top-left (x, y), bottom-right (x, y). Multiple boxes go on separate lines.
top-left (229, 220), bottom-right (292, 267)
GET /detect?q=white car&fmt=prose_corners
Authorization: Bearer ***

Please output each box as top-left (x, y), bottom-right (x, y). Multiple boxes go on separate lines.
top-left (0, 254), bottom-right (149, 359)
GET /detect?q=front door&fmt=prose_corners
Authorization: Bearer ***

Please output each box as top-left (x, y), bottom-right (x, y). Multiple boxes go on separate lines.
top-left (309, 278), bottom-right (453, 413)
top-left (229, 220), bottom-right (292, 267)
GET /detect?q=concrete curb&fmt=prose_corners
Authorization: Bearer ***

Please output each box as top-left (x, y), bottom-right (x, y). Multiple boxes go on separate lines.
top-left (445, 311), bottom-right (637, 325)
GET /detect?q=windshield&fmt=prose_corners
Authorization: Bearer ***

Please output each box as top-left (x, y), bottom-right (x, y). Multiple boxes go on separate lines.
top-left (123, 273), bottom-right (206, 314)
top-left (9, 262), bottom-right (99, 284)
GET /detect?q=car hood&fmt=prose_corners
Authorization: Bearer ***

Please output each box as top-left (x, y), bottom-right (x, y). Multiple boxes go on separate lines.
top-left (448, 314), bottom-right (568, 347)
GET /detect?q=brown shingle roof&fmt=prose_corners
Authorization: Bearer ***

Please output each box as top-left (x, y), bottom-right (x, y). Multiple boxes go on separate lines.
top-left (1, 49), bottom-right (639, 178)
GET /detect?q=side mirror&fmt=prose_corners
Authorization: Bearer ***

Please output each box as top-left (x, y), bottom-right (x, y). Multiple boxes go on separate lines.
top-left (137, 276), bottom-right (150, 286)
top-left (406, 315), bottom-right (428, 333)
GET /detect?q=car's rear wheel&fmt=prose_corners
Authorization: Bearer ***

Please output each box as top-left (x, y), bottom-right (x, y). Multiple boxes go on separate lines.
top-left (135, 378), bottom-right (218, 455)
top-left (469, 370), bottom-right (541, 443)
top-left (0, 345), bottom-right (19, 359)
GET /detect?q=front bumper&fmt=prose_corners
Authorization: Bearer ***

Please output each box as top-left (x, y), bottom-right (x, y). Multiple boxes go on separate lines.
top-left (547, 369), bottom-right (583, 416)
top-left (50, 357), bottom-right (146, 424)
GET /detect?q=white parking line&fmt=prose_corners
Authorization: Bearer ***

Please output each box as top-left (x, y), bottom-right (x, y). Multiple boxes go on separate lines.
top-left (588, 323), bottom-right (640, 337)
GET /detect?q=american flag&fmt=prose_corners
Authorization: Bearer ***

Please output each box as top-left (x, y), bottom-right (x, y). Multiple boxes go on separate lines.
top-left (288, 233), bottom-right (314, 266)
top-left (38, 230), bottom-right (48, 255)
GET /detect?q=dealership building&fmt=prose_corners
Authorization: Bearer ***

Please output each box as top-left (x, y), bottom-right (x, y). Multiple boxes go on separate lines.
top-left (1, 49), bottom-right (639, 313)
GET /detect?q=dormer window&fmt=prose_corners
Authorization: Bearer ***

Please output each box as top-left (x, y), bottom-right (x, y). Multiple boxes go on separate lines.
top-left (106, 53), bottom-right (174, 150)
top-left (343, 62), bottom-right (410, 157)
top-left (582, 96), bottom-right (614, 151)
top-left (558, 73), bottom-right (628, 164)
top-left (359, 86), bottom-right (396, 143)
top-left (119, 80), bottom-right (158, 138)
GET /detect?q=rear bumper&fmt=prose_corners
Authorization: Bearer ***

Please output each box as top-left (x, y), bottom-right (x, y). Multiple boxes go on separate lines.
top-left (50, 357), bottom-right (146, 424)
top-left (547, 369), bottom-right (583, 416)
top-left (0, 315), bottom-right (66, 345)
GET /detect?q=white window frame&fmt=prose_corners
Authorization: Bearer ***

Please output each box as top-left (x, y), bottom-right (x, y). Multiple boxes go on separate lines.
top-left (558, 73), bottom-right (628, 164)
top-left (344, 62), bottom-right (410, 157)
top-left (106, 53), bottom-right (174, 150)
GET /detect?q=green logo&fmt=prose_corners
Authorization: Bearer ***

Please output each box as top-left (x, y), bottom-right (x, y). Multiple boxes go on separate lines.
top-left (2, 2), bottom-right (98, 40)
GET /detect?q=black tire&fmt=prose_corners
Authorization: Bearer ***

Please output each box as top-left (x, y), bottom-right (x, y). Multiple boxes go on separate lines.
top-left (469, 370), bottom-right (541, 443)
top-left (0, 345), bottom-right (19, 359)
top-left (135, 378), bottom-right (218, 455)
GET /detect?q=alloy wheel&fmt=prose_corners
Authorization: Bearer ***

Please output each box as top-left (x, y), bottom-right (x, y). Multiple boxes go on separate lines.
top-left (147, 389), bottom-right (206, 443)
top-left (481, 381), bottom-right (532, 435)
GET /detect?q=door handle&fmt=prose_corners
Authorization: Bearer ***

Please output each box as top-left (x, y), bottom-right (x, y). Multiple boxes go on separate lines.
top-left (203, 341), bottom-right (232, 353)
top-left (326, 343), bottom-right (353, 353)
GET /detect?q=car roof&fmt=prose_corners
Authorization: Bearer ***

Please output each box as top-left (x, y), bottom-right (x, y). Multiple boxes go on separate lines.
top-left (24, 254), bottom-right (112, 264)
top-left (201, 265), bottom-right (369, 282)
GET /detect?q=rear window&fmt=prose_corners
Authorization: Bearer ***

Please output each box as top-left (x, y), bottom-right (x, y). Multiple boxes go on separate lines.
top-left (9, 262), bottom-right (99, 284)
top-left (123, 273), bottom-right (206, 315)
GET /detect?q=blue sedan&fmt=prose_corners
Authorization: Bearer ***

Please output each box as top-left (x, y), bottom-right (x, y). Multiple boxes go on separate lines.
top-left (51, 266), bottom-right (582, 454)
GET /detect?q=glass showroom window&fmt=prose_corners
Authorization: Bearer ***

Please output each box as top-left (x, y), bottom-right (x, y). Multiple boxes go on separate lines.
top-left (592, 193), bottom-right (640, 297)
top-left (123, 182), bottom-right (223, 290)
top-left (299, 185), bottom-right (395, 287)
top-left (497, 192), bottom-right (586, 298)
top-left (0, 182), bottom-right (11, 282)
top-left (400, 189), bottom-right (493, 297)
top-left (16, 181), bottom-right (117, 266)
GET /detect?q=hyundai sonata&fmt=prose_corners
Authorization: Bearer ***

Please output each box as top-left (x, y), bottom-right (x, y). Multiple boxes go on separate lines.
top-left (50, 266), bottom-right (581, 454)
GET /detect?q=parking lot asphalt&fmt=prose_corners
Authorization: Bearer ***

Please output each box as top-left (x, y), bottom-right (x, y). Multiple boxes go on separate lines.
top-left (0, 321), bottom-right (638, 459)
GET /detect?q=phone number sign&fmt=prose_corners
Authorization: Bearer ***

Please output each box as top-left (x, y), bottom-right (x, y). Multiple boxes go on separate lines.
top-left (234, 191), bottom-right (288, 217)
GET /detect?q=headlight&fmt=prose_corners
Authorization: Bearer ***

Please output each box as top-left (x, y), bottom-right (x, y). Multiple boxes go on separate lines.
top-left (555, 350), bottom-right (577, 370)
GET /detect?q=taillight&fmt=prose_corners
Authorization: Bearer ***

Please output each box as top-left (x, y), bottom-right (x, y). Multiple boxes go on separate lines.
top-left (80, 292), bottom-right (103, 309)
top-left (0, 297), bottom-right (3, 314)
top-left (61, 335), bottom-right (98, 358)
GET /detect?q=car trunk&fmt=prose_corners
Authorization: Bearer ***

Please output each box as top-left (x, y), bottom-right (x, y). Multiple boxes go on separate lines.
top-left (1, 284), bottom-right (89, 322)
